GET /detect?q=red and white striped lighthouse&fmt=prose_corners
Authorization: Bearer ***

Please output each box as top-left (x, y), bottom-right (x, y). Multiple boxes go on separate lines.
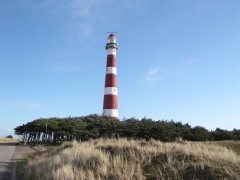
top-left (103, 34), bottom-right (119, 119)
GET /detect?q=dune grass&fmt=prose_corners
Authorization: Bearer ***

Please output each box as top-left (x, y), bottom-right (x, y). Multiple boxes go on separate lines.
top-left (211, 140), bottom-right (240, 156)
top-left (0, 137), bottom-right (20, 143)
top-left (23, 139), bottom-right (240, 180)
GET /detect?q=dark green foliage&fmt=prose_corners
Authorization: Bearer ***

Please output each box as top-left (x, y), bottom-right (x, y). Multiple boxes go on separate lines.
top-left (14, 114), bottom-right (240, 143)
top-left (211, 128), bottom-right (234, 141)
top-left (6, 135), bottom-right (13, 138)
top-left (189, 126), bottom-right (209, 141)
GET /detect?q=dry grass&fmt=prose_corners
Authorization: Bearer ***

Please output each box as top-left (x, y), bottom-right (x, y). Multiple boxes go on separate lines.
top-left (211, 140), bottom-right (240, 156)
top-left (0, 137), bottom-right (20, 143)
top-left (24, 139), bottom-right (240, 180)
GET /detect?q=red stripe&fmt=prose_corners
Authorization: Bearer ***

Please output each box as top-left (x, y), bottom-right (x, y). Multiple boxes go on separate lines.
top-left (106, 55), bottom-right (116, 67)
top-left (103, 95), bottom-right (118, 109)
top-left (104, 74), bottom-right (117, 87)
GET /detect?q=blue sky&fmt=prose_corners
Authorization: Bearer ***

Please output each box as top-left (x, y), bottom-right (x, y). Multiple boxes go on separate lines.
top-left (1, 0), bottom-right (240, 136)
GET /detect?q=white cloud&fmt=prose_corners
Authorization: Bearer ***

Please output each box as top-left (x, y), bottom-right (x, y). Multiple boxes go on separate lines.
top-left (20, 0), bottom-right (146, 38)
top-left (71, 0), bottom-right (107, 17)
top-left (145, 67), bottom-right (160, 82)
top-left (143, 59), bottom-right (200, 83)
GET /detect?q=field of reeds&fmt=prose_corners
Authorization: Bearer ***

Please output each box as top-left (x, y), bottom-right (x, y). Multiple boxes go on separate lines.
top-left (24, 139), bottom-right (240, 180)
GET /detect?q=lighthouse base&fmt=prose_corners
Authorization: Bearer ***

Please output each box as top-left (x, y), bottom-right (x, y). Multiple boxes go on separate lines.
top-left (103, 109), bottom-right (118, 118)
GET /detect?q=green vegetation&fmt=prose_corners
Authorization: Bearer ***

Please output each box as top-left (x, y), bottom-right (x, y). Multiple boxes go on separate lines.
top-left (16, 155), bottom-right (28, 180)
top-left (15, 115), bottom-right (240, 179)
top-left (16, 153), bottom-right (37, 180)
top-left (23, 139), bottom-right (240, 180)
top-left (14, 114), bottom-right (240, 143)
top-left (5, 135), bottom-right (13, 138)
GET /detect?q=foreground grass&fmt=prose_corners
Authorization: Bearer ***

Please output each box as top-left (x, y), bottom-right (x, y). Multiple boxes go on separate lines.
top-left (24, 139), bottom-right (240, 180)
top-left (16, 153), bottom-right (36, 180)
top-left (16, 154), bottom-right (28, 180)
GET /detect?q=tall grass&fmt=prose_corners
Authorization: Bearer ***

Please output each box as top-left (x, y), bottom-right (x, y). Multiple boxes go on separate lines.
top-left (211, 140), bottom-right (240, 156)
top-left (0, 137), bottom-right (20, 143)
top-left (25, 139), bottom-right (240, 180)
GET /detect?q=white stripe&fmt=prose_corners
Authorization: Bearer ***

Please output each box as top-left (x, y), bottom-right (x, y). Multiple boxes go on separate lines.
top-left (106, 67), bottom-right (117, 74)
top-left (107, 48), bottom-right (117, 55)
top-left (103, 109), bottom-right (119, 118)
top-left (104, 87), bottom-right (118, 95)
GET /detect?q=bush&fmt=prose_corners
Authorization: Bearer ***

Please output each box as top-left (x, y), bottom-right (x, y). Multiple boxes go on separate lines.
top-left (6, 135), bottom-right (13, 138)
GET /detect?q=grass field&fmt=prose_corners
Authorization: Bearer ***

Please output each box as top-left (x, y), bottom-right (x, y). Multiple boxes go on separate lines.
top-left (21, 139), bottom-right (240, 180)
top-left (0, 137), bottom-right (20, 143)
top-left (211, 140), bottom-right (240, 156)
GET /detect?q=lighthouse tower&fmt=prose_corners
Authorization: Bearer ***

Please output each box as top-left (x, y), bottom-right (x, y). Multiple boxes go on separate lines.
top-left (103, 34), bottom-right (119, 119)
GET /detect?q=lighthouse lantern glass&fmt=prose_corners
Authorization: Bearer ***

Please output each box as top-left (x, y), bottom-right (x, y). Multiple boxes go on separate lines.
top-left (108, 36), bottom-right (116, 43)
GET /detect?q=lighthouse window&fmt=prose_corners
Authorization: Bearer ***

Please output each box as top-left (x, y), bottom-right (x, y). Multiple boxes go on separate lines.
top-left (114, 103), bottom-right (116, 107)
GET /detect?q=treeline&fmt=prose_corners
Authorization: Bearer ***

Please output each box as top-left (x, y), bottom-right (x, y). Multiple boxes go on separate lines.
top-left (14, 114), bottom-right (240, 143)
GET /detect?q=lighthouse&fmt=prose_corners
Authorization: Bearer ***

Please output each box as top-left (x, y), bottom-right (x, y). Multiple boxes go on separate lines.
top-left (103, 34), bottom-right (119, 119)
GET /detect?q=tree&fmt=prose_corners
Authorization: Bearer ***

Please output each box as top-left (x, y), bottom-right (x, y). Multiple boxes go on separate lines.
top-left (14, 114), bottom-right (239, 143)
top-left (189, 126), bottom-right (209, 141)
top-left (6, 135), bottom-right (13, 138)
top-left (211, 128), bottom-right (233, 141)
